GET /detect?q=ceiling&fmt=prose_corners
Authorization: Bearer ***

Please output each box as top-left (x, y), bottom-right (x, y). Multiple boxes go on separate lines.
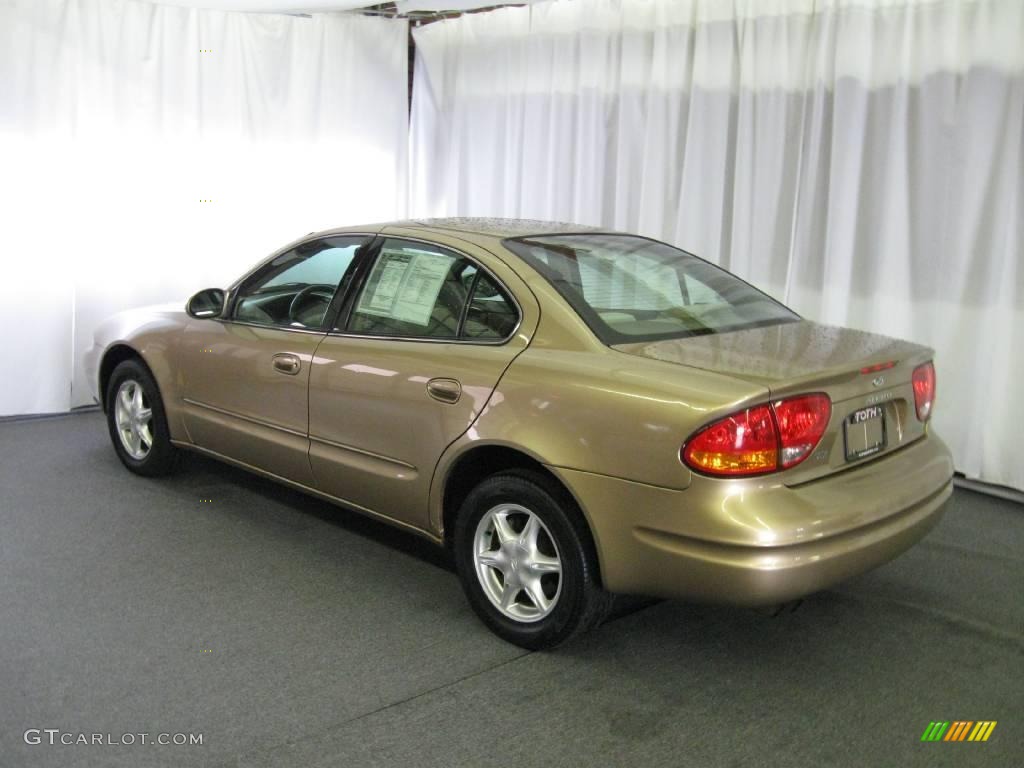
top-left (141, 1), bottom-right (545, 12)
top-left (142, 1), bottom-right (377, 10)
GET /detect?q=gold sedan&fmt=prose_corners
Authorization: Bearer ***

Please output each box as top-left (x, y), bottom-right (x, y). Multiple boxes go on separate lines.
top-left (85, 219), bottom-right (953, 649)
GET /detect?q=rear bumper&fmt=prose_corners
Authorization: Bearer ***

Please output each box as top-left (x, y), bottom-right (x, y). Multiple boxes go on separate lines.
top-left (551, 434), bottom-right (954, 605)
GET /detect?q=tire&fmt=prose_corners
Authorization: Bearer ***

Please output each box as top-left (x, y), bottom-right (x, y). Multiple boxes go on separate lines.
top-left (453, 469), bottom-right (612, 650)
top-left (105, 358), bottom-right (180, 477)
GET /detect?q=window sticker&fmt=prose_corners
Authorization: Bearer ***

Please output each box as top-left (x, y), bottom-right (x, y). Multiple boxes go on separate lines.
top-left (357, 248), bottom-right (455, 327)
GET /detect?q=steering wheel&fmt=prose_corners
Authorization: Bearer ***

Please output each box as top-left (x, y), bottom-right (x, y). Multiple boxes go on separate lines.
top-left (288, 284), bottom-right (336, 326)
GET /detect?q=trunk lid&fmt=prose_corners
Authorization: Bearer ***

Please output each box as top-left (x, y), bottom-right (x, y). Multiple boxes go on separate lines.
top-left (613, 320), bottom-right (935, 485)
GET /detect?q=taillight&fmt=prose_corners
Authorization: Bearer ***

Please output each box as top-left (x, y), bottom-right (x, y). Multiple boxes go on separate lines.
top-left (681, 404), bottom-right (777, 476)
top-left (681, 394), bottom-right (831, 477)
top-left (912, 362), bottom-right (936, 421)
top-left (774, 394), bottom-right (833, 468)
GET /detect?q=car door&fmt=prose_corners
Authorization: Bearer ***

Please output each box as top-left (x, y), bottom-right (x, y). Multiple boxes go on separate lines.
top-left (179, 235), bottom-right (369, 485)
top-left (308, 233), bottom-right (538, 533)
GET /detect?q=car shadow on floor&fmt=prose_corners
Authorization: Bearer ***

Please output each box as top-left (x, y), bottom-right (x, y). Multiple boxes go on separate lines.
top-left (176, 450), bottom-right (457, 572)
top-left (168, 450), bottom-right (661, 624)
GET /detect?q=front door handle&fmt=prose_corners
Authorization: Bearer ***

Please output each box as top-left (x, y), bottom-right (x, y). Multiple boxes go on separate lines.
top-left (426, 377), bottom-right (462, 404)
top-left (272, 353), bottom-right (301, 376)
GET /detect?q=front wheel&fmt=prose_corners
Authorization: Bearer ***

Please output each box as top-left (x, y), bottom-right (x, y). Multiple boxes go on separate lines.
top-left (105, 358), bottom-right (180, 476)
top-left (453, 470), bottom-right (611, 650)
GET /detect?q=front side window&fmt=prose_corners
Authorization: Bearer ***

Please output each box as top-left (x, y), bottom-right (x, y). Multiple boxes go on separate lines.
top-left (504, 234), bottom-right (798, 344)
top-left (233, 237), bottom-right (364, 329)
top-left (345, 239), bottom-right (517, 340)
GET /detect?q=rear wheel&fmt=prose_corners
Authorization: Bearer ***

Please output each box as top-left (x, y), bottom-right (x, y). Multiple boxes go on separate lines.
top-left (454, 470), bottom-right (611, 649)
top-left (105, 358), bottom-right (180, 476)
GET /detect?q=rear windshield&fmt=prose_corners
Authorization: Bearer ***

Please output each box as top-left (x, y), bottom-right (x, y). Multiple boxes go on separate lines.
top-left (504, 233), bottom-right (799, 344)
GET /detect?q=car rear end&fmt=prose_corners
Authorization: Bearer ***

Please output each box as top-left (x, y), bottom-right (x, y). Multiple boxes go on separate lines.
top-left (726, 347), bottom-right (939, 487)
top-left (568, 329), bottom-right (953, 604)
top-left (554, 430), bottom-right (952, 604)
top-left (501, 231), bottom-right (954, 604)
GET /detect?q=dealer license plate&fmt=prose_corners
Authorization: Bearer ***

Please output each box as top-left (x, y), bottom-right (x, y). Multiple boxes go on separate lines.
top-left (844, 405), bottom-right (886, 462)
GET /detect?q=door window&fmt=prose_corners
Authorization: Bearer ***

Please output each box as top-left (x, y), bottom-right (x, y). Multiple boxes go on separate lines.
top-left (345, 239), bottom-right (517, 340)
top-left (233, 237), bottom-right (364, 330)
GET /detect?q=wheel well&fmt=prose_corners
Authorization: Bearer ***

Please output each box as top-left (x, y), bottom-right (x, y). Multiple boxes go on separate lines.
top-left (441, 445), bottom-right (603, 586)
top-left (98, 345), bottom-right (142, 411)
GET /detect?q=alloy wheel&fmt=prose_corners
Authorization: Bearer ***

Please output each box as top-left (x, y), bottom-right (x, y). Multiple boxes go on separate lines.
top-left (473, 503), bottom-right (562, 622)
top-left (114, 379), bottom-right (153, 460)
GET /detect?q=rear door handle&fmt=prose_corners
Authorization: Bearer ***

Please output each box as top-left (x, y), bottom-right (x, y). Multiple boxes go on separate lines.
top-left (272, 353), bottom-right (301, 376)
top-left (426, 378), bottom-right (461, 404)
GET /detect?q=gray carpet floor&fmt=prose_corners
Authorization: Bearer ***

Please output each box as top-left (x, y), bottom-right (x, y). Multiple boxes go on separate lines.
top-left (0, 411), bottom-right (1020, 768)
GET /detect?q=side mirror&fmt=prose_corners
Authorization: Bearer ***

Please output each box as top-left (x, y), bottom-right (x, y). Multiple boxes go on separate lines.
top-left (186, 288), bottom-right (226, 319)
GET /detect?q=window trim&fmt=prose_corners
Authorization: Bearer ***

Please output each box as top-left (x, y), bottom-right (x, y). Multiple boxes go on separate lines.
top-left (220, 233), bottom-right (375, 334)
top-left (328, 236), bottom-right (523, 346)
top-left (456, 269), bottom-right (482, 338)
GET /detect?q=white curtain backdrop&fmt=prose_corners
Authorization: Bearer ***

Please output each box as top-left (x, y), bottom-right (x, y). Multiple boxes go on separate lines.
top-left (410, 0), bottom-right (1024, 492)
top-left (0, 0), bottom-right (408, 415)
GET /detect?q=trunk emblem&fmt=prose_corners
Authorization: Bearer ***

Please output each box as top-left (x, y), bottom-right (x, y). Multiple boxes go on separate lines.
top-left (872, 376), bottom-right (886, 388)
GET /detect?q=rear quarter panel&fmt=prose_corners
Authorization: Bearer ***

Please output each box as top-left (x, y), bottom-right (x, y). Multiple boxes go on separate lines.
top-left (430, 343), bottom-right (769, 532)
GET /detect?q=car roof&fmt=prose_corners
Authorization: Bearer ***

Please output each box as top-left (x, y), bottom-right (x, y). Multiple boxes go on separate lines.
top-left (409, 217), bottom-right (606, 238)
top-left (320, 217), bottom-right (608, 240)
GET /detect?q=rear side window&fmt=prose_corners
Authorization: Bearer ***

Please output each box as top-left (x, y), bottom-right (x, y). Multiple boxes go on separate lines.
top-left (464, 270), bottom-right (519, 339)
top-left (345, 239), bottom-right (517, 341)
top-left (504, 233), bottom-right (798, 344)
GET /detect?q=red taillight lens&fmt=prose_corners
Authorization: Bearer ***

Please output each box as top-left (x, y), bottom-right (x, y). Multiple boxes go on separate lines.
top-left (912, 362), bottom-right (936, 421)
top-left (774, 394), bottom-right (832, 468)
top-left (682, 394), bottom-right (831, 477)
top-left (681, 404), bottom-right (777, 476)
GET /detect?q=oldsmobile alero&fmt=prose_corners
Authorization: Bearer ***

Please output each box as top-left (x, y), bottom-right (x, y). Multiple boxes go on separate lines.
top-left (85, 218), bottom-right (953, 648)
